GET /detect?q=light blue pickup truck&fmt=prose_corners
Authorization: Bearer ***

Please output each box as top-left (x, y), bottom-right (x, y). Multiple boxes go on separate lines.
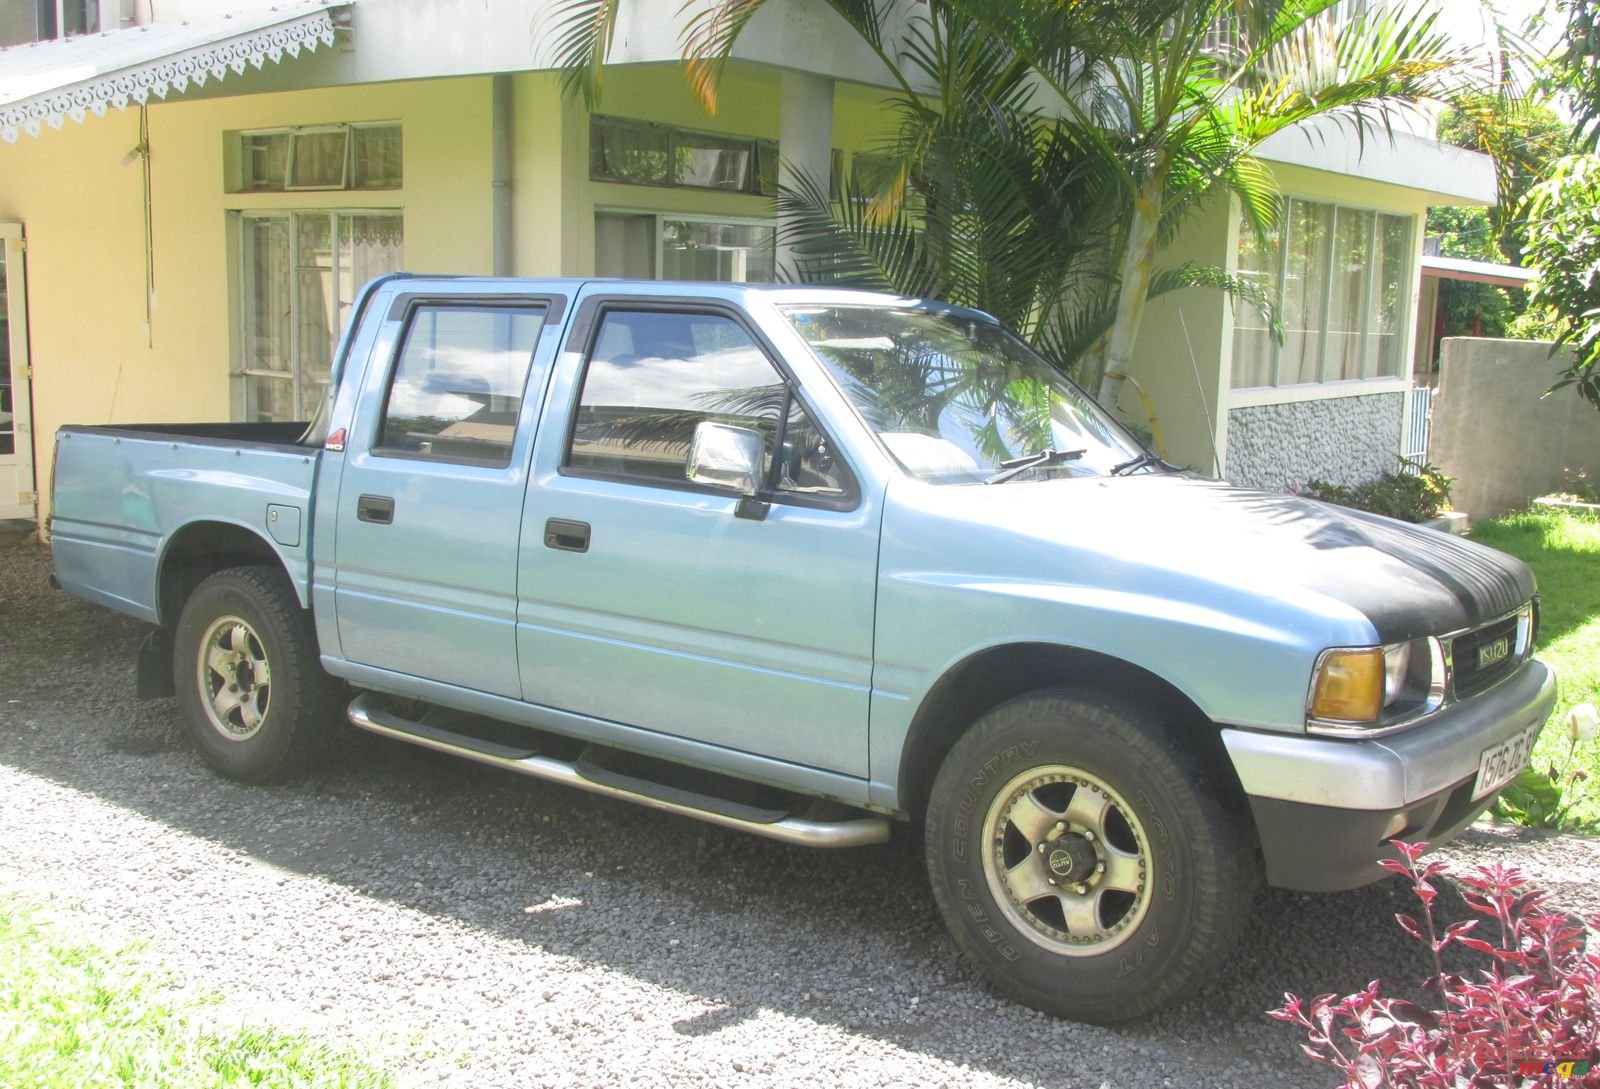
top-left (49, 275), bottom-right (1557, 1021)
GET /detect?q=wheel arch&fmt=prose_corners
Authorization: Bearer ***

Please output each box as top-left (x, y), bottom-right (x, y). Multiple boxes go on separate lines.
top-left (895, 642), bottom-right (1247, 820)
top-left (156, 520), bottom-right (296, 628)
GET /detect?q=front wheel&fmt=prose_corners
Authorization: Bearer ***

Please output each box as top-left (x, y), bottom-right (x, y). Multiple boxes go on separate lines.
top-left (173, 566), bottom-right (337, 782)
top-left (924, 687), bottom-right (1258, 1023)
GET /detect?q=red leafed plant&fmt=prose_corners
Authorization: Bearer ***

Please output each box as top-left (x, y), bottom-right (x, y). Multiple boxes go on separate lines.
top-left (1268, 841), bottom-right (1600, 1087)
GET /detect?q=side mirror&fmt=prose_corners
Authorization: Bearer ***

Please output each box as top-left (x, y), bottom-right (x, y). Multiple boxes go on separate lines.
top-left (686, 421), bottom-right (765, 496)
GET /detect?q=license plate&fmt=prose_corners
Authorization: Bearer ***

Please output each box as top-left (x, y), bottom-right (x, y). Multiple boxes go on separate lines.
top-left (1472, 723), bottom-right (1542, 801)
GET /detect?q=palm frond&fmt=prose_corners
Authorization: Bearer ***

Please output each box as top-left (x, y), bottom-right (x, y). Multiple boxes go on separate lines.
top-left (777, 167), bottom-right (939, 298)
top-left (680, 0), bottom-right (905, 113)
top-left (1149, 262), bottom-right (1283, 341)
top-left (546, 0), bottom-right (622, 109)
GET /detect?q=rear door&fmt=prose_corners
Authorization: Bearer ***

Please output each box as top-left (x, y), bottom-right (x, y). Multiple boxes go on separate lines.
top-left (515, 291), bottom-right (881, 776)
top-left (330, 287), bottom-right (567, 697)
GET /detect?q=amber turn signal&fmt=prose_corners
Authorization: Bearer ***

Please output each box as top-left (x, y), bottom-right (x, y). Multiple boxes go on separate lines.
top-left (1309, 648), bottom-right (1385, 723)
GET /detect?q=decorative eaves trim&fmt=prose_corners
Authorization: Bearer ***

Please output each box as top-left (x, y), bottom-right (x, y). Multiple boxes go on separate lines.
top-left (1, 9), bottom-right (339, 145)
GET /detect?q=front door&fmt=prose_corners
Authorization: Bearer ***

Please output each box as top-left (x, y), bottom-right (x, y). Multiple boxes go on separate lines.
top-left (516, 297), bottom-right (880, 777)
top-left (332, 293), bottom-right (561, 698)
top-left (0, 224), bottom-right (34, 521)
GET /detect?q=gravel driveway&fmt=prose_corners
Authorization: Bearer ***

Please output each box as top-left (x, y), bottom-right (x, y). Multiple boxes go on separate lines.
top-left (3, 537), bottom-right (1596, 1089)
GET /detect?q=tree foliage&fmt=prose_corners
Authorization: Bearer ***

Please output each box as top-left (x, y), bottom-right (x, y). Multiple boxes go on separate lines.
top-left (1437, 94), bottom-right (1573, 267)
top-left (1522, 154), bottom-right (1600, 409)
top-left (552, 0), bottom-right (1482, 409)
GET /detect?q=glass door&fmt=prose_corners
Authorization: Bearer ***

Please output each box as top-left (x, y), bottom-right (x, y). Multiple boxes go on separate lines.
top-left (0, 223), bottom-right (33, 521)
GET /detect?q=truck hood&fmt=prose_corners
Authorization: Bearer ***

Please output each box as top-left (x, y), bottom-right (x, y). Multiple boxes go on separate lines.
top-left (906, 473), bottom-right (1534, 643)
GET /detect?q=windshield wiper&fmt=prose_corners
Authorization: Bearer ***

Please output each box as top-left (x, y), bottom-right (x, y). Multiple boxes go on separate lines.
top-left (1109, 450), bottom-right (1171, 476)
top-left (984, 448), bottom-right (1086, 485)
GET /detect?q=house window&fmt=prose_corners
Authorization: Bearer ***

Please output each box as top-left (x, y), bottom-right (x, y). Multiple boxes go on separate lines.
top-left (1, 0), bottom-right (95, 45)
top-left (230, 124), bottom-right (402, 193)
top-left (237, 210), bottom-right (404, 422)
top-left (590, 116), bottom-right (778, 196)
top-left (1231, 198), bottom-right (1412, 389)
top-left (594, 213), bottom-right (776, 283)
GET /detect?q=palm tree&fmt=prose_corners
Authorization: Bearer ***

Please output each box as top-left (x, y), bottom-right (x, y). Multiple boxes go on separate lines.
top-left (554, 0), bottom-right (1479, 408)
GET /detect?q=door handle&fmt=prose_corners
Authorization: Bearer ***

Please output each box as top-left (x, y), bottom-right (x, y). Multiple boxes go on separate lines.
top-left (357, 494), bottom-right (395, 525)
top-left (544, 518), bottom-right (590, 553)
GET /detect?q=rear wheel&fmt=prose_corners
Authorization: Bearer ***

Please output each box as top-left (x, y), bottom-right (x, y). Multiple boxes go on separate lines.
top-left (924, 687), bottom-right (1258, 1023)
top-left (173, 566), bottom-right (337, 782)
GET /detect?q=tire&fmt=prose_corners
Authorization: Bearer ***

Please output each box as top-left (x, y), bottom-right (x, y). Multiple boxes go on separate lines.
top-left (172, 565), bottom-right (338, 783)
top-left (923, 686), bottom-right (1258, 1023)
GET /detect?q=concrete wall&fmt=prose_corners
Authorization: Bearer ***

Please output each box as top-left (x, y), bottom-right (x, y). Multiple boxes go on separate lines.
top-left (1225, 392), bottom-right (1405, 491)
top-left (1431, 338), bottom-right (1600, 518)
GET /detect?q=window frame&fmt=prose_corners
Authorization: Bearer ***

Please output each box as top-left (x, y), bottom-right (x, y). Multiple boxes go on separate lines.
top-left (368, 299), bottom-right (555, 470)
top-left (558, 296), bottom-right (860, 511)
top-left (284, 124), bottom-right (351, 191)
top-left (232, 208), bottom-right (405, 424)
top-left (228, 122), bottom-right (403, 194)
top-left (589, 115), bottom-right (779, 196)
top-left (593, 209), bottom-right (778, 284)
top-left (1229, 194), bottom-right (1416, 393)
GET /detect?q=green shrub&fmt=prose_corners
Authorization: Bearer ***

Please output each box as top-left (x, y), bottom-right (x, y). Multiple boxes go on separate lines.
top-left (1294, 463), bottom-right (1453, 523)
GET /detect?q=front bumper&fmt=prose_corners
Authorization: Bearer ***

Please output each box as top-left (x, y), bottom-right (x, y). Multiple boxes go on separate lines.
top-left (1222, 659), bottom-right (1558, 892)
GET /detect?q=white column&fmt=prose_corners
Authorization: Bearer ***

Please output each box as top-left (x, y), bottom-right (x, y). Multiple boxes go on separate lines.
top-left (777, 69), bottom-right (834, 283)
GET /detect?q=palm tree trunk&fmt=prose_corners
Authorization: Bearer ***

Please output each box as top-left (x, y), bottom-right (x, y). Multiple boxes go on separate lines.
top-left (1094, 176), bottom-right (1164, 412)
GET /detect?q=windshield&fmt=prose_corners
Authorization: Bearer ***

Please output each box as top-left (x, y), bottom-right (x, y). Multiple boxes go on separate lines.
top-left (782, 305), bottom-right (1146, 485)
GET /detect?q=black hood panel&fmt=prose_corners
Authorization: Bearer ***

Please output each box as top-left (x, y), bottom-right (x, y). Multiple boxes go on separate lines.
top-left (1223, 491), bottom-right (1535, 641)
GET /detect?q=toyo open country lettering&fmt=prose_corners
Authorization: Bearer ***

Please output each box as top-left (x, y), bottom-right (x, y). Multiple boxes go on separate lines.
top-left (47, 276), bottom-right (1558, 1022)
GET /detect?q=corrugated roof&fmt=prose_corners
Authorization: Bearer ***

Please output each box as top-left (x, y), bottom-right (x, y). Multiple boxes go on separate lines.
top-left (0, 1), bottom-right (350, 143)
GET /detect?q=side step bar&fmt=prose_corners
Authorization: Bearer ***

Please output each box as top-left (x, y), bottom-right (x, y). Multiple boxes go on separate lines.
top-left (347, 694), bottom-right (891, 848)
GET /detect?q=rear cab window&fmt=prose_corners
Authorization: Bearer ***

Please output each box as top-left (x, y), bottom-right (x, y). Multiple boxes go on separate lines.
top-left (375, 304), bottom-right (548, 467)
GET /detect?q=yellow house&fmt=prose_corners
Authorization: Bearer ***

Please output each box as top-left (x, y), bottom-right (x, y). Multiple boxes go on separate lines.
top-left (0, 0), bottom-right (1495, 529)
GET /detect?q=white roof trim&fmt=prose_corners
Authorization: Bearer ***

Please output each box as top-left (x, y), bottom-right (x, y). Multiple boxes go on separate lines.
top-left (0, 2), bottom-right (347, 144)
top-left (1420, 255), bottom-right (1536, 287)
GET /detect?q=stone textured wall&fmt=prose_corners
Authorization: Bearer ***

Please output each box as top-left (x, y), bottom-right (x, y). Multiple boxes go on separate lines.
top-left (1431, 338), bottom-right (1600, 518)
top-left (1224, 392), bottom-right (1405, 491)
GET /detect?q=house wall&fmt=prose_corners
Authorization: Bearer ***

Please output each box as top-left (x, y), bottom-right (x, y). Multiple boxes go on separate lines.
top-left (0, 76), bottom-right (495, 520)
top-left (1121, 194), bottom-right (1231, 476)
top-left (1225, 391), bottom-right (1406, 490)
top-left (1430, 338), bottom-right (1600, 518)
top-left (0, 65), bottom-right (894, 525)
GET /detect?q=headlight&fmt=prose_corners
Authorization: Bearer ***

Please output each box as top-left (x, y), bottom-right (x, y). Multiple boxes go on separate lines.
top-left (1383, 642), bottom-right (1411, 704)
top-left (1309, 638), bottom-right (1442, 732)
top-left (1308, 648), bottom-right (1384, 722)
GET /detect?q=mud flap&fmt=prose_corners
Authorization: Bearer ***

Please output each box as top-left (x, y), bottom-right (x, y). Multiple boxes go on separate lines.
top-left (136, 628), bottom-right (176, 699)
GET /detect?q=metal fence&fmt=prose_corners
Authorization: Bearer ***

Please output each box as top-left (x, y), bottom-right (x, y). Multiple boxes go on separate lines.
top-left (1403, 385), bottom-right (1433, 471)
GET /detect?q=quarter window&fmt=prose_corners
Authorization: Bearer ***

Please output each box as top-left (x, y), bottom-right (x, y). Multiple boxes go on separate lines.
top-left (568, 309), bottom-right (847, 498)
top-left (377, 305), bottom-right (547, 466)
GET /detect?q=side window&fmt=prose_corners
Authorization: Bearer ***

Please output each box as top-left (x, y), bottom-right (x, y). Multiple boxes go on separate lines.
top-left (568, 307), bottom-right (853, 501)
top-left (377, 305), bottom-right (546, 466)
top-left (569, 310), bottom-right (784, 482)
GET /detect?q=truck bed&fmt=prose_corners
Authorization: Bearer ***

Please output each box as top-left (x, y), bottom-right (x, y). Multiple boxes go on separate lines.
top-left (50, 421), bottom-right (321, 624)
top-left (76, 420), bottom-right (314, 446)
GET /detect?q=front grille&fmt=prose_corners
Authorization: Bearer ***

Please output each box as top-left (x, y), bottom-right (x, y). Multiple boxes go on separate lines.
top-left (1450, 615), bottom-right (1522, 698)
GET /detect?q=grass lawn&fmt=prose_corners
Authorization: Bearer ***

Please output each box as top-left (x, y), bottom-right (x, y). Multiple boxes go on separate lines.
top-left (1468, 505), bottom-right (1600, 829)
top-left (0, 898), bottom-right (395, 1089)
